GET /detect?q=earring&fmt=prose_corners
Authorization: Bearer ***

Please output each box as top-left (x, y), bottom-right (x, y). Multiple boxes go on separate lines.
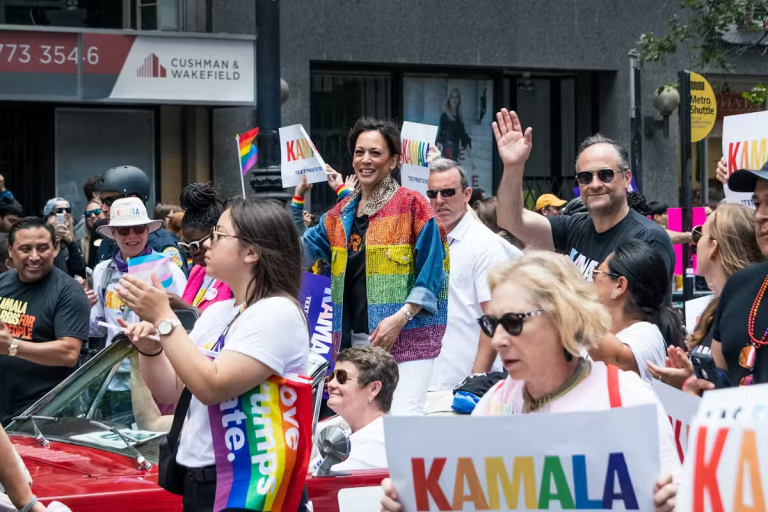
top-left (610, 292), bottom-right (617, 299)
top-left (368, 397), bottom-right (373, 403)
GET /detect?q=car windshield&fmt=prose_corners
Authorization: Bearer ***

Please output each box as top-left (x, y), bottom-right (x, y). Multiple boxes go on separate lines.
top-left (6, 337), bottom-right (174, 463)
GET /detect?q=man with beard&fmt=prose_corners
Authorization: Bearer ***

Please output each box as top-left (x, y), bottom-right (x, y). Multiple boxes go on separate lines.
top-left (494, 109), bottom-right (674, 281)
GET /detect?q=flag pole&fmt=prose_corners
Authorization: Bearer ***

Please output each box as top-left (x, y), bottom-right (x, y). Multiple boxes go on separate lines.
top-left (236, 134), bottom-right (246, 199)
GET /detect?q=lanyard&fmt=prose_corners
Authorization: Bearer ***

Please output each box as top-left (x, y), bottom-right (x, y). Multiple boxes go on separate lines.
top-left (210, 304), bottom-right (246, 354)
top-left (193, 275), bottom-right (217, 307)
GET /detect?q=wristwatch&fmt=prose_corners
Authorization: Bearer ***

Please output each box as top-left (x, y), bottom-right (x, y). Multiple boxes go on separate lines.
top-left (400, 307), bottom-right (415, 323)
top-left (8, 338), bottom-right (20, 357)
top-left (156, 318), bottom-right (182, 336)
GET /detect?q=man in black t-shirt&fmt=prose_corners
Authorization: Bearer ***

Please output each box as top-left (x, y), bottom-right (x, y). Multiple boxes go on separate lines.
top-left (493, 109), bottom-right (674, 281)
top-left (0, 217), bottom-right (90, 425)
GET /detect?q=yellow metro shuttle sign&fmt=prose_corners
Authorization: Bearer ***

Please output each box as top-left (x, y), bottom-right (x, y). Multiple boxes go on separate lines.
top-left (689, 71), bottom-right (716, 142)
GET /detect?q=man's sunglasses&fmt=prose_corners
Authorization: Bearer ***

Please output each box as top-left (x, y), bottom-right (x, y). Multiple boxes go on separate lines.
top-left (55, 207), bottom-right (72, 214)
top-left (576, 169), bottom-right (624, 186)
top-left (477, 309), bottom-right (545, 337)
top-left (84, 208), bottom-right (102, 218)
top-left (324, 369), bottom-right (358, 385)
top-left (691, 225), bottom-right (703, 246)
top-left (102, 195), bottom-right (125, 207)
top-left (426, 187), bottom-right (463, 199)
top-left (179, 235), bottom-right (211, 254)
top-left (113, 225), bottom-right (147, 236)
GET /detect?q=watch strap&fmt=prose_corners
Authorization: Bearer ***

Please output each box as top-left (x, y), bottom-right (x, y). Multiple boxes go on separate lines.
top-left (8, 338), bottom-right (20, 356)
top-left (18, 496), bottom-right (38, 512)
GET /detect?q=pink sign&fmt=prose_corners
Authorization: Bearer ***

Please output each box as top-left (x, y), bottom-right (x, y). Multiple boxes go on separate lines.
top-left (667, 207), bottom-right (707, 276)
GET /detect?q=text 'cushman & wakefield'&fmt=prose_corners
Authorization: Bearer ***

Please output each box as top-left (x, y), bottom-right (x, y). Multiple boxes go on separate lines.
top-left (170, 58), bottom-right (241, 80)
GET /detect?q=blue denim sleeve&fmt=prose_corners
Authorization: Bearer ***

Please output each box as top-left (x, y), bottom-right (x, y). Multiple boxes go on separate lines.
top-left (291, 204), bottom-right (307, 236)
top-left (406, 217), bottom-right (446, 315)
top-left (300, 213), bottom-right (332, 268)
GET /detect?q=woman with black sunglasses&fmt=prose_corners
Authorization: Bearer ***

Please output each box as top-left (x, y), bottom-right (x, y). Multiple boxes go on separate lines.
top-left (167, 183), bottom-right (232, 314)
top-left (80, 199), bottom-right (105, 266)
top-left (43, 197), bottom-right (86, 279)
top-left (380, 250), bottom-right (681, 512)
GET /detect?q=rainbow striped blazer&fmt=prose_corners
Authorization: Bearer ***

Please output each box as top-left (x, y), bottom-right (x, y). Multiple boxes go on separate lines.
top-left (299, 187), bottom-right (449, 364)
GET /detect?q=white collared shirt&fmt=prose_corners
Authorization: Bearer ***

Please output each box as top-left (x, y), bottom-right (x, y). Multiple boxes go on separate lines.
top-left (429, 212), bottom-right (521, 391)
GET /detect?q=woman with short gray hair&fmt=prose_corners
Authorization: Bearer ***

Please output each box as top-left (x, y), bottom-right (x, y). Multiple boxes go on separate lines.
top-left (311, 346), bottom-right (399, 473)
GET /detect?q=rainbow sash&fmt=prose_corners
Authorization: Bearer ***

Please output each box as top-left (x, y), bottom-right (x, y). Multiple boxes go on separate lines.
top-left (208, 374), bottom-right (313, 512)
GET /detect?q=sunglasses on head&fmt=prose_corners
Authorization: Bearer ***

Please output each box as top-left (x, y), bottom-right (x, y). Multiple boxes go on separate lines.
top-left (114, 225), bottom-right (147, 237)
top-left (324, 369), bottom-right (357, 385)
top-left (477, 309), bottom-right (545, 337)
top-left (102, 195), bottom-right (125, 207)
top-left (179, 235), bottom-right (211, 254)
top-left (84, 208), bottom-right (102, 218)
top-left (426, 187), bottom-right (463, 199)
top-left (691, 225), bottom-right (703, 246)
top-left (55, 207), bottom-right (72, 214)
top-left (576, 169), bottom-right (623, 186)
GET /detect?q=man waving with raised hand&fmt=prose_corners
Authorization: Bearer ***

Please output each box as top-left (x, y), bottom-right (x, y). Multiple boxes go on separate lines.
top-left (494, 108), bottom-right (674, 281)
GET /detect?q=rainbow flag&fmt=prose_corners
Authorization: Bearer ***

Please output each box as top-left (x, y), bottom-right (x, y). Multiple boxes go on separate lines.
top-left (209, 374), bottom-right (312, 512)
top-left (238, 126), bottom-right (259, 175)
top-left (127, 252), bottom-right (173, 289)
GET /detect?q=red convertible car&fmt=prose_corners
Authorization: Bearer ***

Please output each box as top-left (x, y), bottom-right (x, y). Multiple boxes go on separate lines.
top-left (7, 338), bottom-right (388, 511)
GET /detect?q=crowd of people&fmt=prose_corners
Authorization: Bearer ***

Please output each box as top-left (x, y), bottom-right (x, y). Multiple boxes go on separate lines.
top-left (0, 105), bottom-right (765, 512)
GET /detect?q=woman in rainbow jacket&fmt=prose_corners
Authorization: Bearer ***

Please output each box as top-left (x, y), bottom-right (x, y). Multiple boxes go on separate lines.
top-left (294, 117), bottom-right (449, 416)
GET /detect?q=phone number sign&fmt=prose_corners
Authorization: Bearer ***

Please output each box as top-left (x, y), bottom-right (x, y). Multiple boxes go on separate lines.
top-left (0, 31), bottom-right (82, 73)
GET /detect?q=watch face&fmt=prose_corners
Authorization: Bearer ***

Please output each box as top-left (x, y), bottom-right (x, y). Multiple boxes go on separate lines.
top-left (158, 320), bottom-right (172, 335)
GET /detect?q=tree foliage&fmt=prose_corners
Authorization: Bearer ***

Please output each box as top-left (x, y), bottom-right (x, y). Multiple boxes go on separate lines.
top-left (637, 0), bottom-right (768, 72)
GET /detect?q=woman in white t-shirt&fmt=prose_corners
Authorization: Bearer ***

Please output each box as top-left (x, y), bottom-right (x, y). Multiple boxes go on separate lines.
top-left (589, 239), bottom-right (685, 382)
top-left (115, 199), bottom-right (309, 512)
top-left (311, 346), bottom-right (398, 474)
top-left (380, 251), bottom-right (679, 512)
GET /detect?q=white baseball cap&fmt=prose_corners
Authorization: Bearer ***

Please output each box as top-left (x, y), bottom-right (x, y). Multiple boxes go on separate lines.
top-left (96, 197), bottom-right (164, 240)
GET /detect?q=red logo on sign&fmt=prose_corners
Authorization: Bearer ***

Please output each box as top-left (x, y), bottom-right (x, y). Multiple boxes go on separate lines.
top-left (137, 53), bottom-right (166, 78)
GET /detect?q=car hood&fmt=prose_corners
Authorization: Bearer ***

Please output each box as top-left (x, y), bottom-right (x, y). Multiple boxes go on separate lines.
top-left (11, 435), bottom-right (160, 499)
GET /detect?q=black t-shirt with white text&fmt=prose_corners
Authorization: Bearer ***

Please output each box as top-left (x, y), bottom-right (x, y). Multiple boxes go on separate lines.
top-left (0, 267), bottom-right (90, 425)
top-left (549, 209), bottom-right (675, 281)
top-left (713, 260), bottom-right (768, 386)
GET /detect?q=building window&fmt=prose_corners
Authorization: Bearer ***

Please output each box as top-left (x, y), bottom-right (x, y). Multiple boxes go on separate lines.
top-left (403, 76), bottom-right (494, 195)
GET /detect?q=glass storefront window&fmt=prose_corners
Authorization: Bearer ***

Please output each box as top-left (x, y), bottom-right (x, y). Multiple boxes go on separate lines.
top-left (403, 76), bottom-right (495, 194)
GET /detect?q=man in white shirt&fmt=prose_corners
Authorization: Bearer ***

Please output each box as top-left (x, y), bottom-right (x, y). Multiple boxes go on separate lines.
top-left (426, 159), bottom-right (521, 392)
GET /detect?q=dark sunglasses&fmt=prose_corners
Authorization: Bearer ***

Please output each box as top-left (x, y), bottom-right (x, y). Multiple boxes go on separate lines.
top-left (84, 208), bottom-right (102, 218)
top-left (102, 195), bottom-right (125, 207)
top-left (576, 169), bottom-right (623, 186)
top-left (477, 309), bottom-right (545, 337)
top-left (55, 207), bottom-right (72, 214)
top-left (324, 369), bottom-right (357, 385)
top-left (426, 187), bottom-right (463, 199)
top-left (691, 225), bottom-right (703, 246)
top-left (114, 225), bottom-right (147, 236)
top-left (179, 235), bottom-right (210, 254)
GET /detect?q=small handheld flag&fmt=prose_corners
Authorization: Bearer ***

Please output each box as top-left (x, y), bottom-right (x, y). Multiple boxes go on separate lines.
top-left (236, 126), bottom-right (259, 199)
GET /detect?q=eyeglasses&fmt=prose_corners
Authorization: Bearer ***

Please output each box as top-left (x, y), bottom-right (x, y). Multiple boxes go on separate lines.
top-left (592, 269), bottom-right (622, 279)
top-left (102, 195), bottom-right (125, 207)
top-left (179, 235), bottom-right (210, 254)
top-left (691, 225), bottom-right (703, 246)
top-left (477, 309), bottom-right (545, 337)
top-left (576, 169), bottom-right (624, 186)
top-left (210, 227), bottom-right (243, 244)
top-left (55, 207), bottom-right (72, 214)
top-left (113, 225), bottom-right (147, 236)
top-left (426, 187), bottom-right (463, 199)
top-left (324, 369), bottom-right (358, 385)
top-left (84, 208), bottom-right (102, 218)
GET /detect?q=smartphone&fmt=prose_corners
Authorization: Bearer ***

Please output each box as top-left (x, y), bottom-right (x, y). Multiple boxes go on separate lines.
top-left (691, 350), bottom-right (721, 388)
top-left (55, 213), bottom-right (66, 225)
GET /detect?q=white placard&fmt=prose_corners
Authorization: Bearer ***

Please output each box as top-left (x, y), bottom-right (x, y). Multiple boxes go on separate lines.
top-left (70, 429), bottom-right (164, 450)
top-left (651, 380), bottom-right (701, 463)
top-left (385, 405), bottom-right (659, 511)
top-left (677, 384), bottom-right (768, 512)
top-left (685, 295), bottom-right (715, 336)
top-left (721, 111), bottom-right (768, 207)
top-left (400, 122), bottom-right (438, 198)
top-left (279, 124), bottom-right (327, 188)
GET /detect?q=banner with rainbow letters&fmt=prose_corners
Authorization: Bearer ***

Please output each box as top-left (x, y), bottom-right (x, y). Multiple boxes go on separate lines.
top-left (127, 252), bottom-right (173, 288)
top-left (209, 374), bottom-right (313, 512)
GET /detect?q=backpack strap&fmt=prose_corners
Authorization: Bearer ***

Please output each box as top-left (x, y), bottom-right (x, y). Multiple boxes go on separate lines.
top-left (607, 364), bottom-right (622, 408)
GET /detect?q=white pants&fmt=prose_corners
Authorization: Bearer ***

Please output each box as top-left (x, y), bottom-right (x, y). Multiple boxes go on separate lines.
top-left (349, 332), bottom-right (434, 416)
